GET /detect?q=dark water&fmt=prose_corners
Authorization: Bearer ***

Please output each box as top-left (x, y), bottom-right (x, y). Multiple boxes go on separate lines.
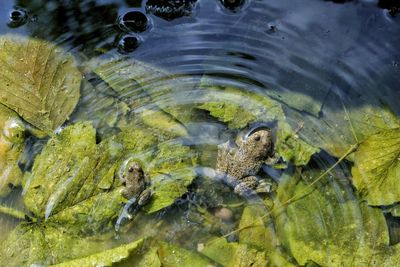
top-left (0, 0), bottom-right (399, 265)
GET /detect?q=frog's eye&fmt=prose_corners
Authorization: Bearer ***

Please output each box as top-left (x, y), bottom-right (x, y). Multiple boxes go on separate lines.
top-left (253, 134), bottom-right (261, 141)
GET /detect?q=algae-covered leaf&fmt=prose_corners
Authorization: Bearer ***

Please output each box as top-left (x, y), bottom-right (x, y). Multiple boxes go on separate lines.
top-left (201, 238), bottom-right (267, 267)
top-left (88, 57), bottom-right (197, 131)
top-left (53, 238), bottom-right (145, 267)
top-left (197, 83), bottom-right (319, 166)
top-left (0, 104), bottom-right (25, 197)
top-left (283, 91), bottom-right (400, 158)
top-left (351, 128), bottom-right (400, 206)
top-left (22, 122), bottom-right (131, 235)
top-left (71, 79), bottom-right (130, 138)
top-left (23, 121), bottom-right (197, 232)
top-left (157, 241), bottom-right (215, 267)
top-left (23, 121), bottom-right (99, 217)
top-left (0, 35), bottom-right (81, 134)
top-left (197, 84), bottom-right (283, 129)
top-left (238, 205), bottom-right (278, 252)
top-left (0, 223), bottom-right (114, 266)
top-left (117, 246), bottom-right (161, 267)
top-left (144, 141), bottom-right (198, 213)
top-left (274, 169), bottom-right (400, 266)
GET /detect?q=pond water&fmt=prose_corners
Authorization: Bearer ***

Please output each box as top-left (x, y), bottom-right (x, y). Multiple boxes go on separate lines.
top-left (0, 0), bottom-right (399, 266)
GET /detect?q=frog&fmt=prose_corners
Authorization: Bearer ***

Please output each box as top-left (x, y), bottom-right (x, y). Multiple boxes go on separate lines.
top-left (215, 126), bottom-right (276, 196)
top-left (115, 161), bottom-right (152, 231)
top-left (120, 161), bottom-right (152, 206)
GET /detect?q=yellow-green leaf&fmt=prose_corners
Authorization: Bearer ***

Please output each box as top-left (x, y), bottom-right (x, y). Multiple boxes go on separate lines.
top-left (201, 238), bottom-right (267, 267)
top-left (53, 238), bottom-right (145, 267)
top-left (0, 104), bottom-right (25, 197)
top-left (157, 241), bottom-right (214, 267)
top-left (352, 128), bottom-right (400, 206)
top-left (0, 35), bottom-right (81, 134)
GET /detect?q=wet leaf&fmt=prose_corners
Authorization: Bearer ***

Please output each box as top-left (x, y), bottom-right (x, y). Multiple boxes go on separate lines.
top-left (0, 35), bottom-right (81, 134)
top-left (0, 223), bottom-right (114, 266)
top-left (351, 128), bottom-right (400, 206)
top-left (284, 92), bottom-right (400, 158)
top-left (274, 169), bottom-right (400, 266)
top-left (23, 121), bottom-right (196, 233)
top-left (144, 141), bottom-right (198, 213)
top-left (238, 205), bottom-right (278, 252)
top-left (0, 104), bottom-right (25, 197)
top-left (88, 57), bottom-right (196, 133)
top-left (139, 108), bottom-right (188, 138)
top-left (201, 238), bottom-right (267, 267)
top-left (71, 79), bottom-right (130, 138)
top-left (22, 122), bottom-right (128, 234)
top-left (117, 246), bottom-right (161, 267)
top-left (53, 238), bottom-right (145, 267)
top-left (157, 241), bottom-right (215, 267)
top-left (1, 121), bottom-right (197, 265)
top-left (197, 83), bottom-right (319, 166)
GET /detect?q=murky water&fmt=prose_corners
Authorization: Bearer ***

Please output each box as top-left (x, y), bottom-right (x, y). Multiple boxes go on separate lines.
top-left (0, 0), bottom-right (399, 266)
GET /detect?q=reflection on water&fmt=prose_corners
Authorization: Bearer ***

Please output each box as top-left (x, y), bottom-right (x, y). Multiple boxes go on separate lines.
top-left (0, 0), bottom-right (399, 265)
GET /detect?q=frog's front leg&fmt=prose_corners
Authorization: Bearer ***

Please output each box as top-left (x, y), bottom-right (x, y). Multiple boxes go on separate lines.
top-left (234, 176), bottom-right (273, 196)
top-left (233, 176), bottom-right (258, 196)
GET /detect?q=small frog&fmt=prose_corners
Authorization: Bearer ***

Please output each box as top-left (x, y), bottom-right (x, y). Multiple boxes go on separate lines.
top-left (216, 126), bottom-right (276, 196)
top-left (120, 161), bottom-right (152, 206)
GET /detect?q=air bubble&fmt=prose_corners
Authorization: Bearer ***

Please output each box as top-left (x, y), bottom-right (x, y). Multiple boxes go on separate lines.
top-left (8, 8), bottom-right (28, 28)
top-left (118, 35), bottom-right (141, 53)
top-left (220, 0), bottom-right (246, 12)
top-left (118, 11), bottom-right (149, 33)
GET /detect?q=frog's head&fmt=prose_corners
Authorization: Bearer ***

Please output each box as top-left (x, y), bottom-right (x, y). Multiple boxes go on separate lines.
top-left (237, 125), bottom-right (274, 159)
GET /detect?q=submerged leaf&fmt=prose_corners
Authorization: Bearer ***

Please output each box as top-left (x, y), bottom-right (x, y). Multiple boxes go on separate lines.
top-left (23, 121), bottom-right (197, 234)
top-left (201, 238), bottom-right (267, 267)
top-left (53, 238), bottom-right (145, 267)
top-left (0, 35), bottom-right (81, 134)
top-left (197, 84), bottom-right (319, 166)
top-left (157, 241), bottom-right (214, 267)
top-left (0, 104), bottom-right (25, 197)
top-left (144, 141), bottom-right (198, 213)
top-left (284, 92), bottom-right (400, 158)
top-left (0, 223), bottom-right (113, 266)
top-left (71, 79), bottom-right (130, 138)
top-left (88, 57), bottom-right (197, 132)
top-left (238, 205), bottom-right (278, 252)
top-left (23, 122), bottom-right (99, 217)
top-left (351, 128), bottom-right (400, 206)
top-left (22, 122), bottom-right (135, 235)
top-left (274, 169), bottom-right (400, 266)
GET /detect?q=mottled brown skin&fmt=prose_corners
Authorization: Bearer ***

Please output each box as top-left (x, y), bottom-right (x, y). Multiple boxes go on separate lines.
top-left (121, 161), bottom-right (152, 206)
top-left (216, 128), bottom-right (274, 195)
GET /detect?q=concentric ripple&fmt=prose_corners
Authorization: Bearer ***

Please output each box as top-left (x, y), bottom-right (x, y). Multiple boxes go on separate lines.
top-left (0, 0), bottom-right (399, 264)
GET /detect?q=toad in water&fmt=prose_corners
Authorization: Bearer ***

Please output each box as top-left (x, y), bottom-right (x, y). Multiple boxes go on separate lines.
top-left (216, 127), bottom-right (275, 196)
top-left (120, 161), bottom-right (152, 206)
